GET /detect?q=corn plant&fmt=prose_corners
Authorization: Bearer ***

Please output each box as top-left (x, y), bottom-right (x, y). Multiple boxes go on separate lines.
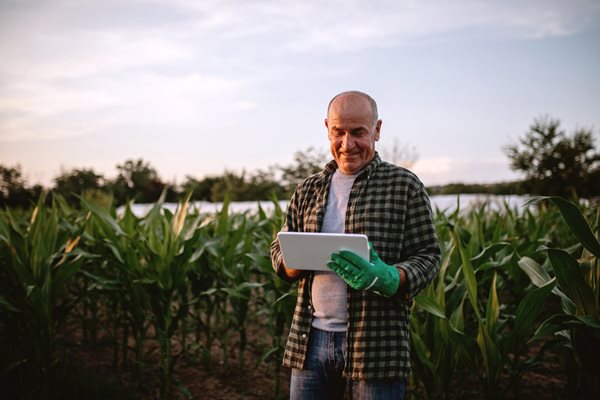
top-left (410, 239), bottom-right (467, 399)
top-left (250, 199), bottom-right (296, 399)
top-left (83, 192), bottom-right (204, 399)
top-left (4, 192), bottom-right (596, 399)
top-left (80, 198), bottom-right (152, 375)
top-left (412, 201), bottom-right (559, 399)
top-left (520, 197), bottom-right (600, 398)
top-left (204, 196), bottom-right (264, 371)
top-left (0, 194), bottom-right (90, 394)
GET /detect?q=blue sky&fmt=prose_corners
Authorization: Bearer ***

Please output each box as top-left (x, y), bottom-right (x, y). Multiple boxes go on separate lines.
top-left (1, 0), bottom-right (599, 187)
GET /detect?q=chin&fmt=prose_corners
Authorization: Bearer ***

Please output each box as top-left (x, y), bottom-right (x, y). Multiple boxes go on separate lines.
top-left (341, 165), bottom-right (359, 174)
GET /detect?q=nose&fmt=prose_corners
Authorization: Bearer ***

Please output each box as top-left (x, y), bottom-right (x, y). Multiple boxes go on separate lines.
top-left (341, 133), bottom-right (354, 151)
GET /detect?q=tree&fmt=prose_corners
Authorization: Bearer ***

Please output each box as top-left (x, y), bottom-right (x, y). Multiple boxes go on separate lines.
top-left (207, 169), bottom-right (285, 202)
top-left (244, 168), bottom-right (286, 201)
top-left (504, 116), bottom-right (600, 198)
top-left (111, 159), bottom-right (166, 204)
top-left (53, 168), bottom-right (105, 203)
top-left (183, 175), bottom-right (220, 201)
top-left (380, 138), bottom-right (419, 169)
top-left (0, 164), bottom-right (41, 208)
top-left (0, 164), bottom-right (26, 201)
top-left (279, 147), bottom-right (329, 195)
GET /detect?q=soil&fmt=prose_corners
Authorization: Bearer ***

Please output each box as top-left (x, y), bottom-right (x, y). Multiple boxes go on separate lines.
top-left (49, 320), bottom-right (573, 400)
top-left (55, 329), bottom-right (570, 400)
top-left (55, 320), bottom-right (291, 400)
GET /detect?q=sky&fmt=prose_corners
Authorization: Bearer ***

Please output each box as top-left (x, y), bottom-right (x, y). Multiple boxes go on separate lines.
top-left (1, 0), bottom-right (599, 187)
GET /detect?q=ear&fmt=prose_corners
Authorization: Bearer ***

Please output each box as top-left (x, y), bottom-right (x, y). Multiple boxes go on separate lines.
top-left (374, 119), bottom-right (382, 141)
top-left (324, 118), bottom-right (329, 129)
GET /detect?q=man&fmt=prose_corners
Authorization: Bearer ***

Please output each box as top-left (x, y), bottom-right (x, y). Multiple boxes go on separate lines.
top-left (271, 91), bottom-right (440, 399)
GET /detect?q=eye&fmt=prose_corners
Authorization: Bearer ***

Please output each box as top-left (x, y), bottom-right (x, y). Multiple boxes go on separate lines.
top-left (351, 129), bottom-right (367, 137)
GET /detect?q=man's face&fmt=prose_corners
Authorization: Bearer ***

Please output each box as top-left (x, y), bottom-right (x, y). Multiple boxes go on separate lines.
top-left (326, 94), bottom-right (381, 175)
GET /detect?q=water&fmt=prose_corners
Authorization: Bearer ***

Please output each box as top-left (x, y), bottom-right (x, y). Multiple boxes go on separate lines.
top-left (121, 194), bottom-right (533, 217)
top-left (428, 194), bottom-right (531, 212)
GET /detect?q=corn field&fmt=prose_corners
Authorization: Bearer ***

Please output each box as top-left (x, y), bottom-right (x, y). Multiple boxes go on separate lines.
top-left (0, 192), bottom-right (598, 399)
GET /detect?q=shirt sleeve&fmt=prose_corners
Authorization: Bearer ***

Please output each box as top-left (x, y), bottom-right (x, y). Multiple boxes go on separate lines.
top-left (395, 182), bottom-right (441, 303)
top-left (270, 186), bottom-right (304, 283)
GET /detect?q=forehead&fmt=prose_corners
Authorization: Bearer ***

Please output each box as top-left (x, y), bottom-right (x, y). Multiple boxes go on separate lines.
top-left (327, 94), bottom-right (374, 125)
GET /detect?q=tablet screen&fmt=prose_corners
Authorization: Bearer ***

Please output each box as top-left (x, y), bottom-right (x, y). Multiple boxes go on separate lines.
top-left (277, 232), bottom-right (369, 271)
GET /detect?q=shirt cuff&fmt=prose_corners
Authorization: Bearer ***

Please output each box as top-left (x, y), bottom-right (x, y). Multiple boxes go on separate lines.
top-left (395, 265), bottom-right (411, 303)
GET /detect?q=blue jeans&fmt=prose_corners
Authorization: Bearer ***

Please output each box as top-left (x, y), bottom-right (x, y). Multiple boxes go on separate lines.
top-left (290, 328), bottom-right (406, 400)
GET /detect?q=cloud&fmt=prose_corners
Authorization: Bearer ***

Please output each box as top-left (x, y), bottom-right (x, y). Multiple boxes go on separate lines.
top-left (1, 0), bottom-right (599, 144)
top-left (0, 31), bottom-right (191, 81)
top-left (0, 72), bottom-right (247, 142)
top-left (170, 0), bottom-right (600, 53)
top-left (3, 1), bottom-right (598, 78)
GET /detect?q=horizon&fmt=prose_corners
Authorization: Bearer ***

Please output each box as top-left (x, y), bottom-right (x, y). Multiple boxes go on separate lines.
top-left (1, 0), bottom-right (599, 188)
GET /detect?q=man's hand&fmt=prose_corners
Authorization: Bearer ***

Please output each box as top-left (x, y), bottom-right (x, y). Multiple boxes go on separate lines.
top-left (327, 243), bottom-right (400, 297)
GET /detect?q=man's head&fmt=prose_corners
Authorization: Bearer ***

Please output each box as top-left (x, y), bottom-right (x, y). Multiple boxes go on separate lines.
top-left (325, 91), bottom-right (382, 175)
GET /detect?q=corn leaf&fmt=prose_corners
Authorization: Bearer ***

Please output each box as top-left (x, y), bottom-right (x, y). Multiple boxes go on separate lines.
top-left (449, 295), bottom-right (466, 332)
top-left (542, 247), bottom-right (597, 316)
top-left (513, 278), bottom-right (556, 338)
top-left (477, 320), bottom-right (500, 382)
top-left (518, 256), bottom-right (552, 287)
top-left (81, 197), bottom-right (124, 237)
top-left (0, 296), bottom-right (20, 313)
top-left (518, 255), bottom-right (576, 312)
top-left (485, 272), bottom-right (499, 334)
top-left (412, 331), bottom-right (436, 373)
top-left (471, 242), bottom-right (511, 268)
top-left (451, 229), bottom-right (481, 319)
top-left (415, 294), bottom-right (447, 319)
top-left (528, 196), bottom-right (600, 258)
top-left (530, 314), bottom-right (600, 343)
top-left (53, 260), bottom-right (82, 293)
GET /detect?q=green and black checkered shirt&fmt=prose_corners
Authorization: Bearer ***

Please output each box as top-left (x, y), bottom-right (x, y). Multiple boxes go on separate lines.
top-left (271, 153), bottom-right (440, 380)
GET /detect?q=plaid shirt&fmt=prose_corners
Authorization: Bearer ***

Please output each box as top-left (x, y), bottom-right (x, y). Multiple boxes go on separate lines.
top-left (271, 153), bottom-right (441, 381)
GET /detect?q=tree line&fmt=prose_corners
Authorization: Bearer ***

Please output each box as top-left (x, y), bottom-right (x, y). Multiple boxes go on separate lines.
top-left (1, 116), bottom-right (599, 208)
top-left (0, 147), bottom-right (329, 208)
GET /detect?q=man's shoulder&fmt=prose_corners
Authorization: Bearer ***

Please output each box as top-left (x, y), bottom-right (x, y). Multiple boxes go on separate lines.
top-left (375, 160), bottom-right (424, 189)
top-left (293, 169), bottom-right (328, 195)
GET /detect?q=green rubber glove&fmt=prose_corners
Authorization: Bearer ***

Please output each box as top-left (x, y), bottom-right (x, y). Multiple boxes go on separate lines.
top-left (327, 242), bottom-right (400, 297)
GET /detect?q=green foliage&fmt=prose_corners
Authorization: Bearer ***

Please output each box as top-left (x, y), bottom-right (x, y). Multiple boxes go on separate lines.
top-left (278, 146), bottom-right (328, 194)
top-left (53, 168), bottom-right (106, 203)
top-left (111, 158), bottom-right (169, 204)
top-left (523, 197), bottom-right (600, 398)
top-left (0, 164), bottom-right (42, 208)
top-left (206, 169), bottom-right (285, 201)
top-left (410, 197), bottom-right (587, 399)
top-left (1, 147), bottom-right (328, 208)
top-left (1, 192), bottom-right (597, 399)
top-left (427, 181), bottom-right (527, 196)
top-left (0, 193), bottom-right (92, 396)
top-left (505, 116), bottom-right (600, 198)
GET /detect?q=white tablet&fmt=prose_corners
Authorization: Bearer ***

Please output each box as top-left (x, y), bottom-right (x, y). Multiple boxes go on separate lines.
top-left (277, 232), bottom-right (369, 271)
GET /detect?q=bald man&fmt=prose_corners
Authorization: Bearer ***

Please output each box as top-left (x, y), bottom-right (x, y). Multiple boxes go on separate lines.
top-left (271, 91), bottom-right (440, 400)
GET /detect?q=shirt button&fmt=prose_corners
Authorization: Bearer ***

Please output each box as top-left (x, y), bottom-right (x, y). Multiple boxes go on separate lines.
top-left (302, 333), bottom-right (307, 339)
top-left (307, 305), bottom-right (311, 310)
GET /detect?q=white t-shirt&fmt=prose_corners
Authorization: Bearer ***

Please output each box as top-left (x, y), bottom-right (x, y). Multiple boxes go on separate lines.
top-left (311, 169), bottom-right (359, 332)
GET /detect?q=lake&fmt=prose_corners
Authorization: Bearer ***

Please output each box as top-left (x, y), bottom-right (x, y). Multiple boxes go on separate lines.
top-left (122, 194), bottom-right (533, 217)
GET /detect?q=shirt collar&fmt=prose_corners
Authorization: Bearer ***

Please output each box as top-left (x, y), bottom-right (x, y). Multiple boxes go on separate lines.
top-left (319, 152), bottom-right (381, 182)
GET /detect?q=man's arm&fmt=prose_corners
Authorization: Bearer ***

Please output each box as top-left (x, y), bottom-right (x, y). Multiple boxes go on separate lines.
top-left (395, 183), bottom-right (441, 302)
top-left (270, 187), bottom-right (307, 283)
top-left (270, 236), bottom-right (306, 282)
